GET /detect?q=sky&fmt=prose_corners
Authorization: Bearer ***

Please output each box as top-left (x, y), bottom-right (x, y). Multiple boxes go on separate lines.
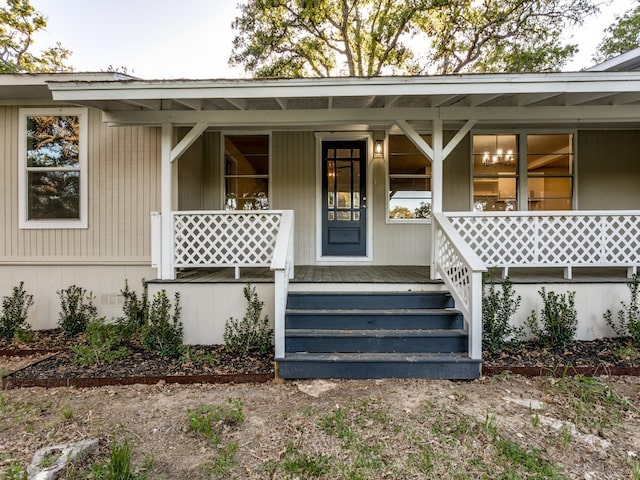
top-left (29, 0), bottom-right (638, 80)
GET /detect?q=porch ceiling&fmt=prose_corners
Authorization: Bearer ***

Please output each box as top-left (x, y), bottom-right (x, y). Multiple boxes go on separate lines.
top-left (47, 72), bottom-right (640, 128)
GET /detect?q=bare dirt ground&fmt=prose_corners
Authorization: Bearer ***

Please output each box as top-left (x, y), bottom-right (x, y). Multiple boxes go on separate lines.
top-left (1, 374), bottom-right (639, 479)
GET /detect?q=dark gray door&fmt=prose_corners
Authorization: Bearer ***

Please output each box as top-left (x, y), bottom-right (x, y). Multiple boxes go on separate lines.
top-left (322, 140), bottom-right (367, 256)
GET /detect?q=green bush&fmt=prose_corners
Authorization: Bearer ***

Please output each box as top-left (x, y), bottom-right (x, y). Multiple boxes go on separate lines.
top-left (118, 279), bottom-right (149, 336)
top-left (526, 288), bottom-right (577, 349)
top-left (0, 282), bottom-right (33, 341)
top-left (140, 290), bottom-right (183, 358)
top-left (57, 285), bottom-right (97, 336)
top-left (604, 274), bottom-right (640, 347)
top-left (482, 272), bottom-right (523, 354)
top-left (71, 318), bottom-right (130, 366)
top-left (224, 283), bottom-right (273, 354)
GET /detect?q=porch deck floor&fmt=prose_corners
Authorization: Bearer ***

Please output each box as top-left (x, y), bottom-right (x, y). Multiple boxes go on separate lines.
top-left (157, 265), bottom-right (633, 284)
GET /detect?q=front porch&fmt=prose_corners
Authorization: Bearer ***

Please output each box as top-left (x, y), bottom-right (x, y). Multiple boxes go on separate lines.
top-left (162, 264), bottom-right (632, 285)
top-left (146, 208), bottom-right (640, 380)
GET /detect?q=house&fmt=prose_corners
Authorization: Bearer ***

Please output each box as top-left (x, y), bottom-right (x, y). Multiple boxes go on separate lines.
top-left (1, 52), bottom-right (639, 379)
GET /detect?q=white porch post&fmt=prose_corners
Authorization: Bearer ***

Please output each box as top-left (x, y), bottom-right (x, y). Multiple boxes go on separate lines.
top-left (431, 120), bottom-right (444, 279)
top-left (431, 119), bottom-right (444, 213)
top-left (160, 123), bottom-right (175, 280)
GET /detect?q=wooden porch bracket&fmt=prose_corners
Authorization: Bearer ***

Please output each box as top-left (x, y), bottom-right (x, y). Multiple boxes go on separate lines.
top-left (170, 122), bottom-right (209, 163)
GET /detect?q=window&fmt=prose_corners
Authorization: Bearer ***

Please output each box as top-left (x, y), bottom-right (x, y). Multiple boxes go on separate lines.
top-left (527, 134), bottom-right (573, 210)
top-left (224, 134), bottom-right (269, 210)
top-left (472, 134), bottom-right (518, 211)
top-left (19, 108), bottom-right (88, 229)
top-left (472, 133), bottom-right (574, 212)
top-left (388, 134), bottom-right (432, 221)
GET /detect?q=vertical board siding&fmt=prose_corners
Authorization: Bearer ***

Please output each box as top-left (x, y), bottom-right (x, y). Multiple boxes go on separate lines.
top-left (177, 131), bottom-right (221, 210)
top-left (271, 131), bottom-right (316, 265)
top-left (577, 130), bottom-right (640, 210)
top-left (0, 107), bottom-right (160, 263)
top-left (370, 149), bottom-right (430, 265)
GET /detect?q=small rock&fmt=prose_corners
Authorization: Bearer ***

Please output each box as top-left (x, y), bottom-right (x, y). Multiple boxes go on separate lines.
top-left (502, 397), bottom-right (545, 410)
top-left (296, 380), bottom-right (337, 397)
top-left (27, 438), bottom-right (99, 480)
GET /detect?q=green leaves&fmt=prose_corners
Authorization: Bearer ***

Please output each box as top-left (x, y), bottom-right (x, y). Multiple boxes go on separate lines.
top-left (0, 0), bottom-right (71, 73)
top-left (230, 0), bottom-right (598, 77)
top-left (594, 4), bottom-right (640, 64)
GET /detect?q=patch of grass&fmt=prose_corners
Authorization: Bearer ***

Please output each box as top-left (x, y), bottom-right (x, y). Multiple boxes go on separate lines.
top-left (0, 462), bottom-right (27, 480)
top-left (549, 374), bottom-right (630, 429)
top-left (631, 457), bottom-right (640, 480)
top-left (560, 424), bottom-right (573, 449)
top-left (614, 343), bottom-right (640, 361)
top-left (204, 442), bottom-right (238, 478)
top-left (38, 449), bottom-right (62, 469)
top-left (187, 398), bottom-right (244, 446)
top-left (482, 413), bottom-right (499, 440)
top-left (181, 346), bottom-right (217, 367)
top-left (61, 406), bottom-right (73, 420)
top-left (318, 406), bottom-right (355, 446)
top-left (61, 442), bottom-right (151, 480)
top-left (280, 441), bottom-right (332, 478)
top-left (494, 438), bottom-right (563, 479)
top-left (531, 410), bottom-right (540, 428)
top-left (317, 399), bottom-right (394, 478)
top-left (0, 367), bottom-right (8, 378)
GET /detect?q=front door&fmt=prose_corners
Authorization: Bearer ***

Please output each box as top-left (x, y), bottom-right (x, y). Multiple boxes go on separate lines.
top-left (322, 140), bottom-right (367, 256)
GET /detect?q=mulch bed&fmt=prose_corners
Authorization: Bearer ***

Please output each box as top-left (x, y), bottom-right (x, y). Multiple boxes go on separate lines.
top-left (483, 337), bottom-right (640, 376)
top-left (1, 329), bottom-right (274, 389)
top-left (2, 330), bottom-right (640, 388)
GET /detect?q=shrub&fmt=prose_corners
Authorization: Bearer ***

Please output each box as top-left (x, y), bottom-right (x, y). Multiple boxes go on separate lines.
top-left (604, 274), bottom-right (640, 347)
top-left (482, 272), bottom-right (523, 354)
top-left (57, 285), bottom-right (98, 336)
top-left (71, 318), bottom-right (130, 366)
top-left (140, 290), bottom-right (183, 358)
top-left (0, 282), bottom-right (34, 341)
top-left (224, 283), bottom-right (273, 354)
top-left (118, 279), bottom-right (149, 336)
top-left (526, 288), bottom-right (577, 349)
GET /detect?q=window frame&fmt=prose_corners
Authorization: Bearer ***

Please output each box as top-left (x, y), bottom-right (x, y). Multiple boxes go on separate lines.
top-left (18, 107), bottom-right (88, 229)
top-left (470, 129), bottom-right (576, 212)
top-left (221, 131), bottom-right (272, 210)
top-left (386, 132), bottom-right (433, 224)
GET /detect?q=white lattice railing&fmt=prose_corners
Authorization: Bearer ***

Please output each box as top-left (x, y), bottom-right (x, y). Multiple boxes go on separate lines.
top-left (172, 210), bottom-right (285, 277)
top-left (446, 211), bottom-right (640, 278)
top-left (432, 212), bottom-right (486, 360)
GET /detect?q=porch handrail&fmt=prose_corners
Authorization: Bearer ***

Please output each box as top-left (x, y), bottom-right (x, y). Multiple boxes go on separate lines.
top-left (445, 210), bottom-right (640, 278)
top-left (270, 210), bottom-right (295, 359)
top-left (432, 212), bottom-right (486, 360)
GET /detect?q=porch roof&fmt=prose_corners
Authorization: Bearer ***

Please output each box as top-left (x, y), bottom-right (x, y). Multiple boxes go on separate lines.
top-left (46, 71), bottom-right (640, 129)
